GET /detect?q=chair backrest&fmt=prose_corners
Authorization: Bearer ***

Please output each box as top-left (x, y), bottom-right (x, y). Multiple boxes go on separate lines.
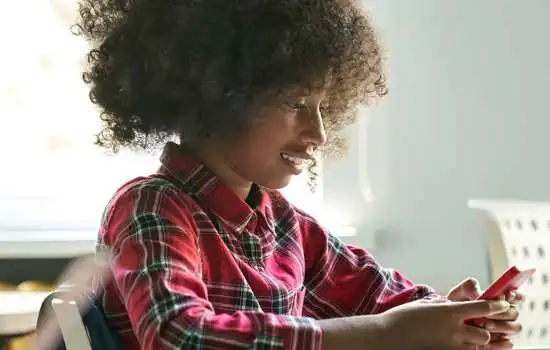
top-left (50, 297), bottom-right (92, 350)
top-left (36, 289), bottom-right (123, 350)
top-left (469, 199), bottom-right (550, 347)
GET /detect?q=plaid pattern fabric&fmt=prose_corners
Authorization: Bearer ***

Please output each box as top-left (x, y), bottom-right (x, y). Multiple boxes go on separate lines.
top-left (95, 142), bottom-right (437, 350)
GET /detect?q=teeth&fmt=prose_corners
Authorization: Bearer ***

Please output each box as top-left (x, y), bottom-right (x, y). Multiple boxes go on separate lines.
top-left (281, 153), bottom-right (306, 166)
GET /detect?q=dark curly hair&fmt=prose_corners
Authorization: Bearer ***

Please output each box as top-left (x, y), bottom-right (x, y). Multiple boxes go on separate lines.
top-left (75, 0), bottom-right (387, 157)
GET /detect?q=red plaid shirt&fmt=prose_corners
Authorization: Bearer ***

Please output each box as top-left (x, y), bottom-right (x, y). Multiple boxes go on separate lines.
top-left (96, 142), bottom-right (436, 350)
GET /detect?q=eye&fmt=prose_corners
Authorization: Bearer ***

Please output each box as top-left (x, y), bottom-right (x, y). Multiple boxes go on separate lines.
top-left (284, 99), bottom-right (307, 111)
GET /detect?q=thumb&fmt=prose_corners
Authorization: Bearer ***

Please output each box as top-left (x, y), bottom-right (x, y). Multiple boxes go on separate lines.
top-left (447, 278), bottom-right (482, 301)
top-left (448, 299), bottom-right (510, 318)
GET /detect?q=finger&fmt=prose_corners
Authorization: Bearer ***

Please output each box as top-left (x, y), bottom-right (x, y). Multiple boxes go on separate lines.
top-left (484, 320), bottom-right (522, 335)
top-left (462, 324), bottom-right (492, 345)
top-left (448, 278), bottom-right (482, 301)
top-left (506, 290), bottom-right (524, 304)
top-left (486, 305), bottom-right (519, 321)
top-left (418, 295), bottom-right (450, 304)
top-left (489, 332), bottom-right (506, 342)
top-left (451, 299), bottom-right (510, 318)
top-left (487, 337), bottom-right (514, 349)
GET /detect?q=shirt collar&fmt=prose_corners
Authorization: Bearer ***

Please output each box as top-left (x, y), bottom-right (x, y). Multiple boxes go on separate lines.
top-left (158, 142), bottom-right (270, 233)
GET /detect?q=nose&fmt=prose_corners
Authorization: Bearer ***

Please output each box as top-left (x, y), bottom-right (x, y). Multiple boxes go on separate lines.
top-left (300, 107), bottom-right (327, 147)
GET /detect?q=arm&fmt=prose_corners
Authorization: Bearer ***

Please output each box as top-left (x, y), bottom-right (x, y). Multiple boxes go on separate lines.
top-left (103, 183), bottom-right (322, 350)
top-left (299, 213), bottom-right (438, 319)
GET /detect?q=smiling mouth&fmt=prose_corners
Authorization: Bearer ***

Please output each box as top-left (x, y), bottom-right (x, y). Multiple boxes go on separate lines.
top-left (280, 152), bottom-right (312, 172)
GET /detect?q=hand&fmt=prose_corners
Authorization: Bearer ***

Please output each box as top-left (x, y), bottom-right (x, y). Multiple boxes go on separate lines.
top-left (380, 297), bottom-right (511, 350)
top-left (447, 278), bottom-right (523, 349)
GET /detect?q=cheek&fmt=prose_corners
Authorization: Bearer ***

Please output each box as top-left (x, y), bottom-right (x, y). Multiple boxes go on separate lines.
top-left (224, 135), bottom-right (278, 172)
top-left (241, 139), bottom-right (280, 167)
top-left (249, 107), bottom-right (297, 143)
top-left (228, 111), bottom-right (296, 166)
top-left (244, 125), bottom-right (290, 156)
top-left (228, 135), bottom-right (285, 179)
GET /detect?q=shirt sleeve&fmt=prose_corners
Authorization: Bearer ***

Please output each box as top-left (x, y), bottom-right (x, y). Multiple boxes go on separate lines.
top-left (102, 182), bottom-right (322, 350)
top-left (298, 212), bottom-right (439, 319)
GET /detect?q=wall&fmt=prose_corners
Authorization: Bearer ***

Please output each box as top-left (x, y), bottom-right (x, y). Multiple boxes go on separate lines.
top-left (324, 0), bottom-right (550, 292)
top-left (0, 259), bottom-right (70, 285)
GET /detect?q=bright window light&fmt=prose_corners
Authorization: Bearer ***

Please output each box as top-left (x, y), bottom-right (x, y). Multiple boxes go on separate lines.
top-left (0, 1), bottom-right (352, 240)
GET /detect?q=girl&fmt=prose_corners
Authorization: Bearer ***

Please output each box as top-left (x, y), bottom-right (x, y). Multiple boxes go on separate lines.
top-left (76, 0), bottom-right (521, 348)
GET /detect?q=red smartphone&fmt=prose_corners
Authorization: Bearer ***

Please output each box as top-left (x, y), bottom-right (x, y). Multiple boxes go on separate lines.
top-left (466, 265), bottom-right (536, 326)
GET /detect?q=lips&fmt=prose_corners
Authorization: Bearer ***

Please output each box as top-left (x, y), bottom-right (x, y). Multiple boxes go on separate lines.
top-left (281, 152), bottom-right (307, 167)
top-left (280, 152), bottom-right (314, 173)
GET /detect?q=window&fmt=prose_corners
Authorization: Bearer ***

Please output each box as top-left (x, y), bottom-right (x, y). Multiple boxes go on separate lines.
top-left (280, 162), bottom-right (323, 218)
top-left (0, 2), bottom-right (156, 236)
top-left (0, 1), bottom-right (334, 249)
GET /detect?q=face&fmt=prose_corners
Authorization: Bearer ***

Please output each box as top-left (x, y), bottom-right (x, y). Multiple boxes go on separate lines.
top-left (208, 89), bottom-right (328, 194)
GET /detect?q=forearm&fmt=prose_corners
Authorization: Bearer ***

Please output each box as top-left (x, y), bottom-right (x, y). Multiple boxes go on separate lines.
top-left (303, 228), bottom-right (438, 318)
top-left (317, 315), bottom-right (389, 350)
top-left (133, 302), bottom-right (322, 350)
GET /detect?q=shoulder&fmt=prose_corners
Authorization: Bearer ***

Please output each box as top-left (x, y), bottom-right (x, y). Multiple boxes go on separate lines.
top-left (101, 175), bottom-right (201, 235)
top-left (111, 175), bottom-right (181, 200)
top-left (98, 176), bottom-right (207, 276)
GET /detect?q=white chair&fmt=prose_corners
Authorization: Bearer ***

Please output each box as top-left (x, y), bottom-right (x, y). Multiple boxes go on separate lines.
top-left (36, 290), bottom-right (92, 350)
top-left (469, 199), bottom-right (550, 347)
top-left (36, 288), bottom-right (123, 350)
top-left (50, 298), bottom-right (92, 350)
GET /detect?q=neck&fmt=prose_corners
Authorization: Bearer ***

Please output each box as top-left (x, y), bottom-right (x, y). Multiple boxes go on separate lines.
top-left (184, 143), bottom-right (253, 201)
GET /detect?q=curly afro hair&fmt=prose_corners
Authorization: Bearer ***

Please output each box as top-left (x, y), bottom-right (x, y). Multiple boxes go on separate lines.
top-left (75, 0), bottom-right (387, 155)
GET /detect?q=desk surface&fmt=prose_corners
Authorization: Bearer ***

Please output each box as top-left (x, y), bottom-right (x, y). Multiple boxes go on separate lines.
top-left (0, 231), bottom-right (95, 258)
top-left (0, 291), bottom-right (49, 335)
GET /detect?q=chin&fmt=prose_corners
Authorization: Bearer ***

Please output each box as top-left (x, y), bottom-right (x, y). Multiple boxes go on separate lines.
top-left (257, 175), bottom-right (294, 190)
